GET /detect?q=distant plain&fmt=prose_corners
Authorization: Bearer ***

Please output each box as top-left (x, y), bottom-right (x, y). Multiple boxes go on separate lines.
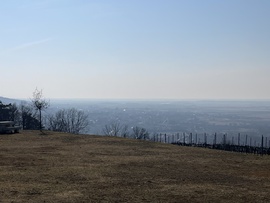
top-left (50, 100), bottom-right (270, 142)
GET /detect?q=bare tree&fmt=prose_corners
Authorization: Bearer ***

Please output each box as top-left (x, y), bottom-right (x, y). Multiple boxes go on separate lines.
top-left (121, 125), bottom-right (130, 138)
top-left (31, 89), bottom-right (49, 131)
top-left (103, 121), bottom-right (122, 136)
top-left (48, 108), bottom-right (89, 134)
top-left (132, 126), bottom-right (149, 140)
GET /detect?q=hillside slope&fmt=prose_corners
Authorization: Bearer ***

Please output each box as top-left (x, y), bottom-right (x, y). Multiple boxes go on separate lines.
top-left (0, 96), bottom-right (23, 104)
top-left (0, 130), bottom-right (269, 202)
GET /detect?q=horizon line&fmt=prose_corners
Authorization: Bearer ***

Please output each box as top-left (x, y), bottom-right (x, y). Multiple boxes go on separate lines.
top-left (3, 96), bottom-right (270, 103)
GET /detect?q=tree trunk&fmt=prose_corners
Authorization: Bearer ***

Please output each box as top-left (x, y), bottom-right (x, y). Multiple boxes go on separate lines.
top-left (39, 109), bottom-right (42, 131)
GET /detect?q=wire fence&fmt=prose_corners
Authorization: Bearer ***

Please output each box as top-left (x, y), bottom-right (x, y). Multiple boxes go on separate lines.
top-left (150, 133), bottom-right (270, 156)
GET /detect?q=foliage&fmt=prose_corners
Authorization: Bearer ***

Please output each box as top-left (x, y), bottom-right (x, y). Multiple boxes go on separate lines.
top-left (20, 103), bottom-right (40, 130)
top-left (0, 100), bottom-right (39, 130)
top-left (0, 101), bottom-right (19, 122)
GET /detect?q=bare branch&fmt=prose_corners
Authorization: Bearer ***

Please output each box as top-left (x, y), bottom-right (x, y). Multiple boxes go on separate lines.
top-left (31, 88), bottom-right (49, 131)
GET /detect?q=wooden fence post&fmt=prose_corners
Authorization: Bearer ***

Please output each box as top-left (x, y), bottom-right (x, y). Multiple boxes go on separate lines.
top-left (223, 134), bottom-right (226, 145)
top-left (261, 135), bottom-right (264, 156)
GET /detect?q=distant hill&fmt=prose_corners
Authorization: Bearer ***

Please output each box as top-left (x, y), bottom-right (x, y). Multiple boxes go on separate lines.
top-left (0, 96), bottom-right (24, 104)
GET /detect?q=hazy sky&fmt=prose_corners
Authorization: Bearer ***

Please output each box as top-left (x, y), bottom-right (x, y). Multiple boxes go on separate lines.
top-left (1, 0), bottom-right (269, 100)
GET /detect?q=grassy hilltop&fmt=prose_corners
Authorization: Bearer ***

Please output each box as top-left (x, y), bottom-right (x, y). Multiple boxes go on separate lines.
top-left (0, 131), bottom-right (270, 203)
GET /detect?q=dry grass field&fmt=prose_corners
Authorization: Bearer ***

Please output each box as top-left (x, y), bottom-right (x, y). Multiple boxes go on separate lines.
top-left (0, 130), bottom-right (270, 203)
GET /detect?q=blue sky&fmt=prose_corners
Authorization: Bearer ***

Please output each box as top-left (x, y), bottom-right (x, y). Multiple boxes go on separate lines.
top-left (0, 0), bottom-right (269, 100)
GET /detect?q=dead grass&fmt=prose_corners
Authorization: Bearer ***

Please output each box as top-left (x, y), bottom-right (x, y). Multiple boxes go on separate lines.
top-left (0, 130), bottom-right (270, 202)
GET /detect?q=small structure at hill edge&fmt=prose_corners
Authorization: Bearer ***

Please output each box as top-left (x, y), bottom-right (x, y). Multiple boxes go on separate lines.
top-left (0, 121), bottom-right (21, 134)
